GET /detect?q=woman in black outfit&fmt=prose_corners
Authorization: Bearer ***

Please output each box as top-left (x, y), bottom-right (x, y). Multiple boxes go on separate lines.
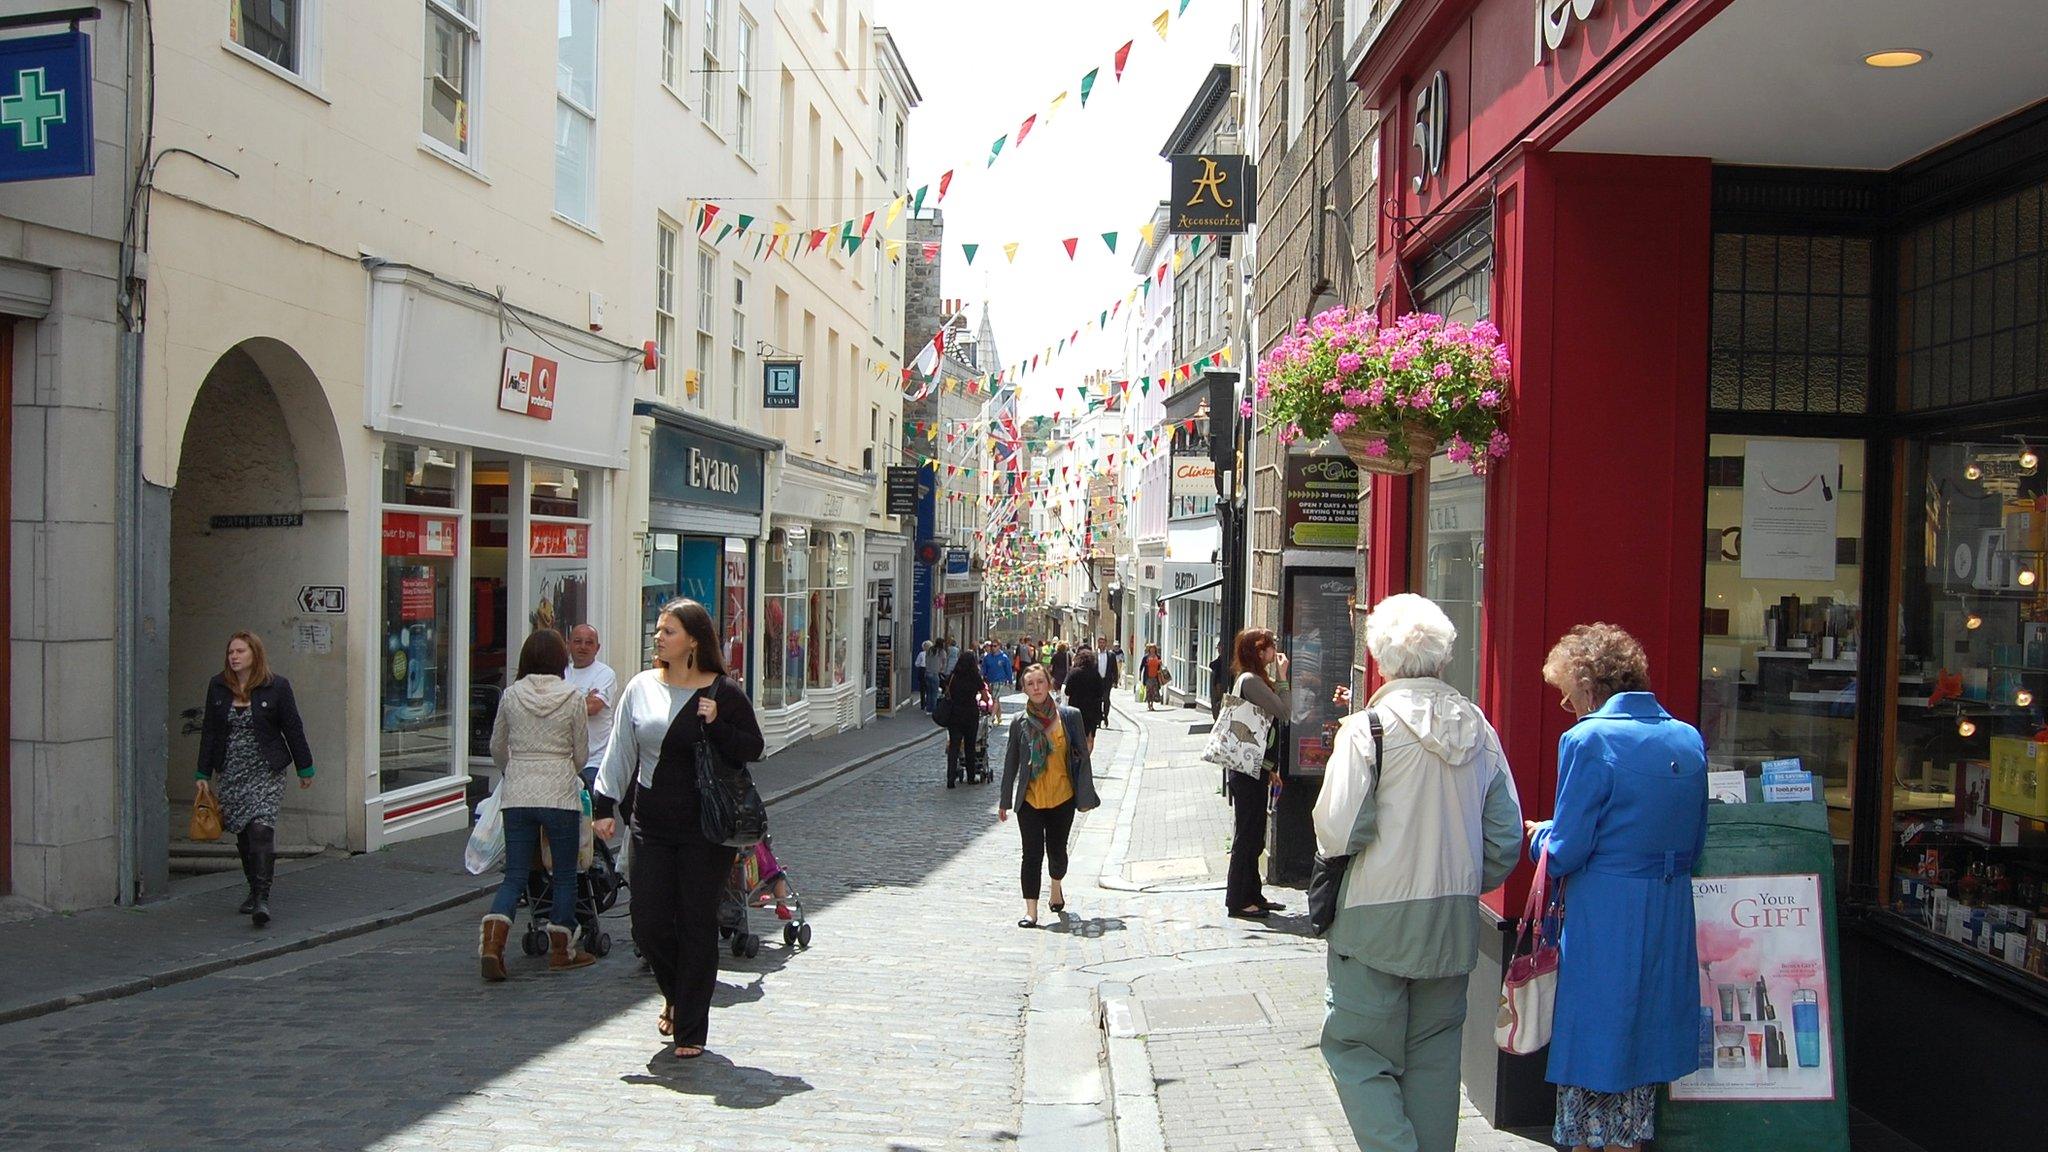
top-left (1222, 628), bottom-right (1291, 920)
top-left (1061, 644), bottom-right (1108, 741)
top-left (196, 631), bottom-right (314, 927)
top-left (943, 650), bottom-right (985, 788)
top-left (592, 599), bottom-right (763, 1059)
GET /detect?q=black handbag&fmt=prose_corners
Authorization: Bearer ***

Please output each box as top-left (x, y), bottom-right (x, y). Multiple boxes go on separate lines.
top-left (1310, 710), bottom-right (1382, 937)
top-left (694, 735), bottom-right (767, 848)
top-left (932, 695), bottom-right (956, 728)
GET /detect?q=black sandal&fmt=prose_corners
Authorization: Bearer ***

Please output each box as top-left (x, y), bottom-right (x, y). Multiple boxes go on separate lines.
top-left (1017, 918), bottom-right (1037, 928)
top-left (1049, 901), bottom-right (1066, 914)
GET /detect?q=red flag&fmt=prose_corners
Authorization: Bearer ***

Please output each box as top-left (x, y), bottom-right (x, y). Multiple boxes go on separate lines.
top-left (938, 170), bottom-right (955, 200)
top-left (922, 241), bottom-right (940, 263)
top-left (1156, 263), bottom-right (1167, 284)
top-left (808, 230), bottom-right (827, 252)
top-left (699, 204), bottom-right (720, 234)
top-left (1114, 40), bottom-right (1133, 80)
top-left (1062, 237), bottom-right (1078, 259)
top-left (860, 211), bottom-right (875, 236)
top-left (1018, 114), bottom-right (1037, 145)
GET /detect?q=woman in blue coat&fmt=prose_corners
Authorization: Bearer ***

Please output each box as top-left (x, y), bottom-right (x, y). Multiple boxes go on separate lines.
top-left (1526, 624), bottom-right (1707, 1152)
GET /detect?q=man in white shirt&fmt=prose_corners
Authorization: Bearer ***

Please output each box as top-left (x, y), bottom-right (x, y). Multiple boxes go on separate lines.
top-left (563, 624), bottom-right (617, 791)
top-left (1095, 636), bottom-right (1120, 728)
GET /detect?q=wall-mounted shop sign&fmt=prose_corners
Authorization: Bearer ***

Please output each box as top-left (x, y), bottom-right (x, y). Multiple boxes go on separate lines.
top-left (1285, 455), bottom-right (1362, 548)
top-left (886, 466), bottom-right (919, 516)
top-left (1168, 153), bottom-right (1255, 235)
top-left (297, 586), bottom-right (347, 615)
top-left (498, 349), bottom-right (559, 420)
top-left (946, 547), bottom-right (971, 576)
top-left (210, 513), bottom-right (304, 530)
top-left (1165, 561), bottom-right (1219, 601)
top-left (0, 32), bottom-right (94, 184)
top-left (1173, 455), bottom-right (1218, 497)
top-left (1411, 70), bottom-right (1450, 193)
top-left (649, 422), bottom-right (765, 513)
top-left (869, 553), bottom-right (899, 582)
top-left (763, 358), bottom-right (802, 409)
top-left (1536, 0), bottom-right (1607, 64)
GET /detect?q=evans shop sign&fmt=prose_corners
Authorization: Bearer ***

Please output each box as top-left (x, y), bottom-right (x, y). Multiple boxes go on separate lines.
top-left (650, 422), bottom-right (764, 513)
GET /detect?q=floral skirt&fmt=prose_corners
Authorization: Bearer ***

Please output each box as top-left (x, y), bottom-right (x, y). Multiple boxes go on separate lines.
top-left (1553, 1084), bottom-right (1657, 1149)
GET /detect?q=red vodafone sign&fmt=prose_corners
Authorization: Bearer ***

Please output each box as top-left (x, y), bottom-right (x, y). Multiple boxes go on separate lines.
top-left (498, 348), bottom-right (559, 420)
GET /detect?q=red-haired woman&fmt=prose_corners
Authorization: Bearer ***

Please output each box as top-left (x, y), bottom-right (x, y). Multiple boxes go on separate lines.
top-left (1223, 628), bottom-right (1290, 920)
top-left (196, 631), bottom-right (314, 926)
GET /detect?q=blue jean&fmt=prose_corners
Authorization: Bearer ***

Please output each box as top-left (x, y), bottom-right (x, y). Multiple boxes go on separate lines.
top-left (489, 806), bottom-right (582, 928)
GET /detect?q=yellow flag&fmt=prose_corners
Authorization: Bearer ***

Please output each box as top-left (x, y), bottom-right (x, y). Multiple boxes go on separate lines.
top-left (1049, 91), bottom-right (1069, 119)
top-left (1153, 9), bottom-right (1170, 38)
top-left (1139, 221), bottom-right (1157, 246)
top-left (1218, 346), bottom-right (1233, 364)
top-left (1004, 242), bottom-right (1021, 263)
top-left (886, 196), bottom-right (906, 227)
top-left (885, 238), bottom-right (903, 262)
top-left (1172, 248), bottom-right (1185, 273)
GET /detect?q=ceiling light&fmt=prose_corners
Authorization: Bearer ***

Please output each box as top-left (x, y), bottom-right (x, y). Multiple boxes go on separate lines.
top-left (2021, 567), bottom-right (2039, 588)
top-left (2022, 447), bottom-right (2040, 471)
top-left (2019, 689), bottom-right (2037, 708)
top-left (1966, 611), bottom-right (1983, 630)
top-left (1965, 462), bottom-right (1983, 480)
top-left (1957, 716), bottom-right (1977, 738)
top-left (1863, 48), bottom-right (1929, 68)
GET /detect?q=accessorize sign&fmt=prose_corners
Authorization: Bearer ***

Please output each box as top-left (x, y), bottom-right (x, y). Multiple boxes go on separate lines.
top-left (1671, 873), bottom-right (1836, 1102)
top-left (1169, 153), bottom-right (1255, 235)
top-left (499, 349), bottom-right (560, 420)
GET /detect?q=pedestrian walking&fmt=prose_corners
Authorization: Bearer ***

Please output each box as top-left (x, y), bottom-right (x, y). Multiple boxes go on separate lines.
top-left (1138, 643), bottom-right (1169, 710)
top-left (942, 649), bottom-right (987, 788)
top-left (915, 640), bottom-right (934, 711)
top-left (1529, 623), bottom-right (1708, 1152)
top-left (1061, 643), bottom-right (1108, 740)
top-left (1094, 637), bottom-right (1121, 728)
top-left (1312, 594), bottom-right (1525, 1152)
top-left (564, 623), bottom-right (617, 793)
top-left (592, 598), bottom-right (765, 1060)
top-left (1048, 641), bottom-right (1071, 698)
top-left (1221, 628), bottom-right (1292, 920)
top-left (478, 629), bottom-right (595, 981)
top-left (195, 631), bottom-right (314, 927)
top-left (1209, 641), bottom-right (1231, 719)
top-left (998, 664), bottom-right (1100, 928)
top-left (980, 640), bottom-right (1014, 709)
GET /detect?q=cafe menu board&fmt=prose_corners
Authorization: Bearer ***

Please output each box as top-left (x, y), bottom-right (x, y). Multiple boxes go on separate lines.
top-left (1285, 455), bottom-right (1361, 549)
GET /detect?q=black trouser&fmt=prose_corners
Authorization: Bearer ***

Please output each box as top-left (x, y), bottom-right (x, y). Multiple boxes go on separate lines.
top-left (1016, 799), bottom-right (1077, 901)
top-left (945, 720), bottom-right (978, 779)
top-left (630, 835), bottom-right (739, 1048)
top-left (1225, 770), bottom-right (1268, 910)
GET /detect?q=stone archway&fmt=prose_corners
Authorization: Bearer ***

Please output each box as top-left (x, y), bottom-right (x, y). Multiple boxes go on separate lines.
top-left (166, 339), bottom-right (348, 874)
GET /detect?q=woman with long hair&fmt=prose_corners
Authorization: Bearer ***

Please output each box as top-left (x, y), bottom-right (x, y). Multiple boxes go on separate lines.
top-left (998, 664), bottom-right (1100, 927)
top-left (196, 631), bottom-right (314, 927)
top-left (1223, 628), bottom-right (1291, 920)
top-left (1139, 643), bottom-right (1169, 710)
top-left (592, 599), bottom-right (764, 1059)
top-left (942, 649), bottom-right (987, 788)
top-left (478, 628), bottom-right (594, 980)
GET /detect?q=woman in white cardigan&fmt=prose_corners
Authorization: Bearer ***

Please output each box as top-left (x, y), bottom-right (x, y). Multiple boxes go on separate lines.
top-left (478, 629), bottom-right (593, 981)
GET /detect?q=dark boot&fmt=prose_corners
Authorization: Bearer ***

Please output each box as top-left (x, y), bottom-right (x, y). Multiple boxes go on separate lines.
top-left (235, 828), bottom-right (259, 915)
top-left (247, 823), bottom-right (275, 927)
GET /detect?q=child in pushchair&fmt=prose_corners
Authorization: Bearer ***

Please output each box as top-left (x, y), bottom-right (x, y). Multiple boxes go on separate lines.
top-left (718, 837), bottom-right (811, 957)
top-left (518, 836), bottom-right (625, 961)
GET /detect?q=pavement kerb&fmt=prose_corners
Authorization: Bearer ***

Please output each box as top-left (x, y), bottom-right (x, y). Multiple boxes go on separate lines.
top-left (0, 724), bottom-right (945, 1029)
top-left (1094, 700), bottom-right (1150, 893)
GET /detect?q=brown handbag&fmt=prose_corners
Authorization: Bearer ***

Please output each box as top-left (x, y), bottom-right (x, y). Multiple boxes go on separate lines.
top-left (189, 785), bottom-right (223, 842)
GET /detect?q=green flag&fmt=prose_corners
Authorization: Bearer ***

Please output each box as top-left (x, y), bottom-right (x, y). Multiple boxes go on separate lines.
top-left (737, 213), bottom-right (754, 233)
top-left (963, 243), bottom-right (979, 265)
top-left (1079, 68), bottom-right (1099, 106)
top-left (1101, 232), bottom-right (1118, 254)
top-left (913, 185), bottom-right (928, 215)
top-left (989, 135), bottom-right (1007, 166)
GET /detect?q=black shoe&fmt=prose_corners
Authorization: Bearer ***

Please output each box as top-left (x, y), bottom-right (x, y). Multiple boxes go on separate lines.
top-left (1260, 901), bottom-right (1288, 912)
top-left (1227, 907), bottom-right (1270, 920)
top-left (238, 888), bottom-right (260, 916)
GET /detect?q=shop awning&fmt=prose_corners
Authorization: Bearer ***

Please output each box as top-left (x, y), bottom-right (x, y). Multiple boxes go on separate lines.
top-left (1157, 576), bottom-right (1222, 604)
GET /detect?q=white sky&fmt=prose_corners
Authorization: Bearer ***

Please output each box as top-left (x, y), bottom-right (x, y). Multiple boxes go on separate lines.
top-left (876, 0), bottom-right (1240, 416)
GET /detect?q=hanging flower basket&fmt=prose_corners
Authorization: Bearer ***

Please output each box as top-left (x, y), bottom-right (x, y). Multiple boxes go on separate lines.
top-left (1254, 308), bottom-right (1512, 476)
top-left (1335, 424), bottom-right (1440, 476)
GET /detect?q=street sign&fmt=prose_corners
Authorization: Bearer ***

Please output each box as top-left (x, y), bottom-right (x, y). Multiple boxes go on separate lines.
top-left (763, 358), bottom-right (801, 409)
top-left (1168, 153), bottom-right (1254, 235)
top-left (886, 466), bottom-right (919, 516)
top-left (0, 32), bottom-right (94, 185)
top-left (298, 586), bottom-right (347, 615)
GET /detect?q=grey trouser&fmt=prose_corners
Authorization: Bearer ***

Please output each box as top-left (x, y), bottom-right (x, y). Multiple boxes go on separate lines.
top-left (1321, 950), bottom-right (1470, 1152)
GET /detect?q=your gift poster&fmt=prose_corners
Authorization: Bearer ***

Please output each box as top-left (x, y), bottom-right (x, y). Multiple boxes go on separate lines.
top-left (1671, 872), bottom-right (1836, 1102)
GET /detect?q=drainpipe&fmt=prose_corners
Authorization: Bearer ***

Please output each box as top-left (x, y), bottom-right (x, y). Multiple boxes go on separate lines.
top-left (113, 9), bottom-right (140, 905)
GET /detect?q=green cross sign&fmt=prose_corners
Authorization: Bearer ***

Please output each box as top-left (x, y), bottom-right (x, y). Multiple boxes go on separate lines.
top-left (2, 68), bottom-right (67, 150)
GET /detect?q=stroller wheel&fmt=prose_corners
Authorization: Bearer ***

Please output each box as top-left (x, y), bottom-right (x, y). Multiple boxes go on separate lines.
top-left (521, 927), bottom-right (546, 957)
top-left (594, 932), bottom-right (612, 957)
top-left (730, 933), bottom-right (746, 957)
top-left (797, 922), bottom-right (812, 949)
top-left (783, 923), bottom-right (798, 948)
top-left (743, 934), bottom-right (762, 959)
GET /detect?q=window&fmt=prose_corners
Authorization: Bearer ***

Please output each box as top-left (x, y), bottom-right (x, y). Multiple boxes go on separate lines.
top-left (836, 0), bottom-right (849, 57)
top-left (779, 71), bottom-right (797, 199)
top-left (423, 0), bottom-right (481, 161)
top-left (731, 269), bottom-right (749, 415)
top-left (806, 107), bottom-right (821, 210)
top-left (1710, 233), bottom-right (1873, 415)
top-left (1286, 0), bottom-right (1307, 145)
top-left (378, 444), bottom-right (463, 798)
top-left (894, 119), bottom-right (907, 185)
top-left (701, 0), bottom-right (722, 127)
top-left (696, 245), bottom-right (717, 408)
top-left (554, 0), bottom-right (600, 223)
top-left (810, 531), bottom-right (855, 687)
top-left (230, 0), bottom-right (312, 75)
top-left (735, 16), bottom-right (756, 158)
top-left (832, 141), bottom-right (846, 236)
top-left (655, 218), bottom-right (679, 399)
top-left (876, 92), bottom-right (890, 173)
top-left (764, 528), bottom-right (810, 709)
top-left (661, 0), bottom-right (684, 92)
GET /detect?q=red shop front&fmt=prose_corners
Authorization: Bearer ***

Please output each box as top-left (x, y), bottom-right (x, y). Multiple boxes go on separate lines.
top-left (1347, 1), bottom-right (2048, 1145)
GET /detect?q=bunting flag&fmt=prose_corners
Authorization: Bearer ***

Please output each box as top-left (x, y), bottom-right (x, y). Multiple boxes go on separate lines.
top-left (1003, 242), bottom-right (1021, 263)
top-left (698, 204), bottom-right (720, 234)
top-left (1048, 91), bottom-right (1068, 119)
top-left (988, 135), bottom-right (1007, 166)
top-left (1080, 67), bottom-right (1100, 106)
top-left (1062, 238), bottom-right (1079, 259)
top-left (913, 184), bottom-right (930, 215)
top-left (962, 243), bottom-right (979, 265)
top-left (1017, 114), bottom-right (1037, 145)
top-left (1102, 232), bottom-right (1119, 254)
top-left (1114, 40), bottom-right (1133, 80)
top-left (1139, 221), bottom-right (1157, 247)
top-left (1152, 9), bottom-right (1171, 38)
top-left (885, 197), bottom-right (905, 227)
top-left (938, 169), bottom-right (955, 200)
top-left (922, 241), bottom-right (941, 263)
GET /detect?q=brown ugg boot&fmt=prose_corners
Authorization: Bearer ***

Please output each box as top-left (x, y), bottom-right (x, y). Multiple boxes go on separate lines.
top-left (547, 923), bottom-right (596, 971)
top-left (479, 914), bottom-right (512, 982)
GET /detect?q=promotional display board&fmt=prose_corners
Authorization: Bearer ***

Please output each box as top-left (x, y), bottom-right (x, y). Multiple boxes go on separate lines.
top-left (1284, 455), bottom-right (1362, 548)
top-left (1673, 872), bottom-right (1836, 1102)
top-left (1741, 439), bottom-right (1840, 581)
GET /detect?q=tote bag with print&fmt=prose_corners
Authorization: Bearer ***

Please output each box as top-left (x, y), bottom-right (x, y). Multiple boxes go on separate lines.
top-left (1201, 678), bottom-right (1273, 777)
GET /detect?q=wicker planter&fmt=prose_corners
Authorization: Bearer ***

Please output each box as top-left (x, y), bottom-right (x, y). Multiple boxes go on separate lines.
top-left (1336, 424), bottom-right (1440, 475)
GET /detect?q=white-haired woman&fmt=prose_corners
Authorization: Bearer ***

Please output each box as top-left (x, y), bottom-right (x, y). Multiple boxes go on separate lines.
top-left (1312, 593), bottom-right (1524, 1152)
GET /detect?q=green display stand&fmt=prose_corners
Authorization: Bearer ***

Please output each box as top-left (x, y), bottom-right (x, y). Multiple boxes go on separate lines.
top-left (1658, 787), bottom-right (1851, 1152)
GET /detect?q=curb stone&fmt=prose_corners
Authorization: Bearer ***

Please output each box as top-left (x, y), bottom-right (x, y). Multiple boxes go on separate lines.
top-left (0, 725), bottom-right (944, 1028)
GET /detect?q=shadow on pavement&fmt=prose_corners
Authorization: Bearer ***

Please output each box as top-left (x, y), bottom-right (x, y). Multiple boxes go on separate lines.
top-left (1043, 914), bottom-right (1129, 938)
top-left (622, 1050), bottom-right (814, 1109)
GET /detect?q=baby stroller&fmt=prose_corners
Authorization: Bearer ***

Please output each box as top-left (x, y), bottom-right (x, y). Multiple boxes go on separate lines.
top-left (718, 837), bottom-right (812, 956)
top-left (519, 837), bottom-right (626, 960)
top-left (965, 687), bottom-right (997, 785)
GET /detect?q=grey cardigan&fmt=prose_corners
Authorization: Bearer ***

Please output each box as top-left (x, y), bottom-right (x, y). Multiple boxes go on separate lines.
top-left (1000, 705), bottom-right (1101, 814)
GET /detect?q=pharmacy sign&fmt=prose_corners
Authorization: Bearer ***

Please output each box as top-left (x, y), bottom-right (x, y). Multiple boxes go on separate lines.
top-left (0, 32), bottom-right (93, 183)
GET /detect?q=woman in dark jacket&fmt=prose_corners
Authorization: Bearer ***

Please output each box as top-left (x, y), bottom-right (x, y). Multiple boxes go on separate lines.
top-left (1060, 644), bottom-right (1108, 740)
top-left (1048, 642), bottom-right (1071, 696)
top-left (943, 650), bottom-right (986, 789)
top-left (998, 664), bottom-right (1100, 927)
top-left (1223, 628), bottom-right (1291, 920)
top-left (592, 599), bottom-right (764, 1060)
top-left (196, 631), bottom-right (314, 926)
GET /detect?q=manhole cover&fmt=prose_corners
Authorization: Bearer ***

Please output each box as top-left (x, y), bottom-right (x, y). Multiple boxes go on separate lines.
top-left (1136, 993), bottom-right (1270, 1034)
top-left (1127, 857), bottom-right (1210, 884)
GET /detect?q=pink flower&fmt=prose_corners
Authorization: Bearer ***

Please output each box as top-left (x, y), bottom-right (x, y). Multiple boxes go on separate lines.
top-left (1432, 362), bottom-right (1456, 380)
top-left (1331, 411), bottom-right (1359, 433)
top-left (1336, 352), bottom-right (1364, 376)
top-left (1322, 380), bottom-right (1344, 395)
top-left (1342, 388), bottom-right (1370, 407)
top-left (1388, 353), bottom-right (1413, 373)
top-left (1279, 422), bottom-right (1303, 445)
top-left (1255, 379), bottom-right (1272, 401)
top-left (1478, 388), bottom-right (1502, 410)
top-left (1487, 430), bottom-right (1512, 458)
top-left (1445, 435), bottom-right (1473, 464)
top-left (1361, 437), bottom-right (1390, 458)
top-left (1363, 382), bottom-right (1387, 406)
top-left (1238, 399), bottom-right (1254, 418)
top-left (1409, 389), bottom-right (1435, 410)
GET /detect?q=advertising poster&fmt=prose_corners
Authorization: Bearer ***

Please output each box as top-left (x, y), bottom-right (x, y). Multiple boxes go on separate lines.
top-left (1282, 572), bottom-right (1356, 776)
top-left (1671, 873), bottom-right (1837, 1102)
top-left (1284, 456), bottom-right (1361, 548)
top-left (722, 544), bottom-right (749, 680)
top-left (1741, 439), bottom-right (1839, 581)
top-left (529, 560), bottom-right (589, 634)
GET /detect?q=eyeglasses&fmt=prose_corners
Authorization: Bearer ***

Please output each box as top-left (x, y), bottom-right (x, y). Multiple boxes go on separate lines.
top-left (1558, 695), bottom-right (1577, 715)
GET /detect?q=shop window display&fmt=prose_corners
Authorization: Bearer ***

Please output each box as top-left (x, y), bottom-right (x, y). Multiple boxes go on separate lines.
top-left (1417, 452), bottom-right (1486, 701)
top-left (469, 458), bottom-right (512, 763)
top-left (379, 447), bottom-right (462, 796)
top-left (763, 528), bottom-right (808, 709)
top-left (1888, 437), bottom-right (2048, 981)
top-left (641, 531), bottom-right (752, 687)
top-left (528, 465), bottom-right (593, 638)
top-left (808, 531), bottom-right (854, 688)
top-left (1698, 436), bottom-right (1867, 842)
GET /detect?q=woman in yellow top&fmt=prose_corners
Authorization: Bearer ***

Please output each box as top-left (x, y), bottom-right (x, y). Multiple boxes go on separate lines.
top-left (999, 664), bottom-right (1101, 927)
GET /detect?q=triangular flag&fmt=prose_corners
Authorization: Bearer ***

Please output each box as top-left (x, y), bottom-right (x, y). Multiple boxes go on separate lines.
top-left (886, 196), bottom-right (906, 227)
top-left (922, 241), bottom-right (941, 263)
top-left (859, 210), bottom-right (876, 237)
top-left (1139, 221), bottom-right (1157, 246)
top-left (988, 135), bottom-right (1007, 166)
top-left (1080, 68), bottom-right (1100, 106)
top-left (962, 243), bottom-right (979, 265)
top-left (1003, 242), bottom-right (1020, 263)
top-left (809, 229), bottom-right (828, 252)
top-left (938, 170), bottom-right (955, 200)
top-left (1049, 92), bottom-right (1069, 119)
top-left (737, 213), bottom-right (755, 233)
top-left (1181, 0), bottom-right (1193, 13)
top-left (886, 239), bottom-right (903, 262)
top-left (1017, 114), bottom-right (1037, 145)
top-left (1190, 235), bottom-right (1204, 258)
top-left (1153, 9), bottom-right (1170, 38)
top-left (1101, 232), bottom-right (1119, 253)
top-left (698, 204), bottom-right (721, 234)
top-left (716, 223), bottom-right (733, 243)
top-left (1062, 238), bottom-right (1078, 259)
top-left (913, 184), bottom-right (929, 215)
top-left (1172, 248), bottom-right (1185, 272)
top-left (1114, 41), bottom-right (1133, 80)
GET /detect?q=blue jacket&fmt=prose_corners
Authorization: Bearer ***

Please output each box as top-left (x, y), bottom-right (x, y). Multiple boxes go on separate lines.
top-left (1527, 692), bottom-right (1708, 1094)
top-left (981, 651), bottom-right (1013, 683)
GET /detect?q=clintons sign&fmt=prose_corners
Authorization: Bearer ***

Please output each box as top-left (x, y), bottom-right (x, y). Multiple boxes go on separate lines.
top-left (1536, 0), bottom-right (1609, 63)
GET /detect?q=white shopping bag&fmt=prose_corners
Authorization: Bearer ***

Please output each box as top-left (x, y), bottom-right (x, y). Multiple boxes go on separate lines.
top-left (463, 783), bottom-right (506, 875)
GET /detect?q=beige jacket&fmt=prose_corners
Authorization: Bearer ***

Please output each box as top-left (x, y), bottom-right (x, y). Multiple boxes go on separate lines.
top-left (490, 675), bottom-right (590, 811)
